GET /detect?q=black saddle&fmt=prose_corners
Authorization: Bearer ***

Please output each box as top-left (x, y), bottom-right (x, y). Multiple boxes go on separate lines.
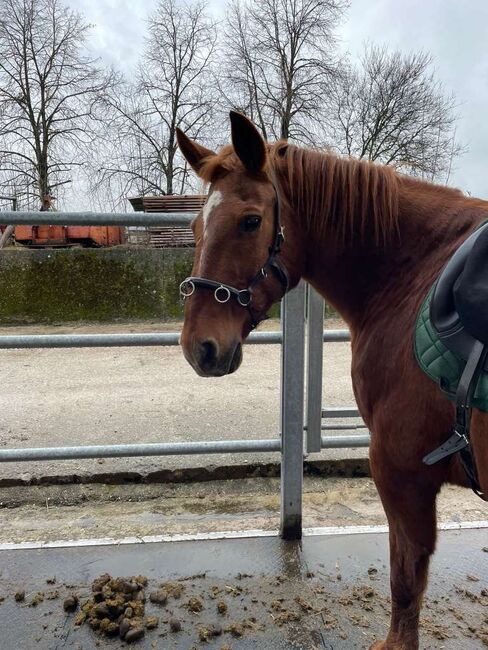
top-left (424, 220), bottom-right (488, 501)
top-left (431, 221), bottom-right (488, 361)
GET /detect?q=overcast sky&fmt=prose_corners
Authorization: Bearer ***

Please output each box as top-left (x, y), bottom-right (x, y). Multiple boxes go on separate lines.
top-left (71, 0), bottom-right (488, 199)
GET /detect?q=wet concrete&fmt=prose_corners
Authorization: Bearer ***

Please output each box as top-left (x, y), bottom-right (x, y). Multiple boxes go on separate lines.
top-left (0, 528), bottom-right (486, 649)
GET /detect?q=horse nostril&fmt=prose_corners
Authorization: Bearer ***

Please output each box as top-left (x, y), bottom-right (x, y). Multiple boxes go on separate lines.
top-left (199, 339), bottom-right (218, 370)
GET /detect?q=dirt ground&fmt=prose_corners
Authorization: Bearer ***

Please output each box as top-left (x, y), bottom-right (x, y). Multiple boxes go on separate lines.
top-left (0, 476), bottom-right (485, 545)
top-left (0, 318), bottom-right (365, 483)
top-left (0, 318), bottom-right (486, 547)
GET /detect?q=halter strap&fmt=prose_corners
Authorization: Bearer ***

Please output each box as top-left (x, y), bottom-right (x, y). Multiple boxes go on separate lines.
top-left (179, 185), bottom-right (289, 329)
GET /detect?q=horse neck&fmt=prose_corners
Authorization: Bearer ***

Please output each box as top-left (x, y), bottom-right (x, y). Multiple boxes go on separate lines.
top-left (299, 175), bottom-right (488, 332)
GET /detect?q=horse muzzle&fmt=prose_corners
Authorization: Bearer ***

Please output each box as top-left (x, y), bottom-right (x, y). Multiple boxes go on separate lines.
top-left (184, 337), bottom-right (243, 377)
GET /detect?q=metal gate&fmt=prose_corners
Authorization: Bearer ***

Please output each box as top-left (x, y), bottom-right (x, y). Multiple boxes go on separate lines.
top-left (0, 209), bottom-right (370, 539)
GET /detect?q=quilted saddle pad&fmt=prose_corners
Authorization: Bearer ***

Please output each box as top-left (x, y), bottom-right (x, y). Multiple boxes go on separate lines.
top-left (414, 287), bottom-right (488, 411)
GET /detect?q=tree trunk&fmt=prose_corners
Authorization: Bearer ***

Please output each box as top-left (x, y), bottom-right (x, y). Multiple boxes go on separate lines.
top-left (38, 152), bottom-right (50, 205)
top-left (0, 225), bottom-right (15, 249)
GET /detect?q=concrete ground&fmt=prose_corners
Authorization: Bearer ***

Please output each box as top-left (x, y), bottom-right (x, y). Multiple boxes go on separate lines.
top-left (0, 470), bottom-right (485, 647)
top-left (0, 319), bottom-right (367, 484)
top-left (0, 529), bottom-right (486, 649)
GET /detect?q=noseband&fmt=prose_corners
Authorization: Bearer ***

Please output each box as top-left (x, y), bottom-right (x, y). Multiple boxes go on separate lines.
top-left (179, 186), bottom-right (289, 329)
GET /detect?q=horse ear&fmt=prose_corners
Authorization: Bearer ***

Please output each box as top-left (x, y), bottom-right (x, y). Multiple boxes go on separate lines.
top-left (229, 111), bottom-right (266, 173)
top-left (176, 128), bottom-right (216, 176)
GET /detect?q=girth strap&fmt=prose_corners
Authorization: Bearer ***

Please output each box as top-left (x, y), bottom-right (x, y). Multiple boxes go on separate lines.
top-left (423, 340), bottom-right (487, 501)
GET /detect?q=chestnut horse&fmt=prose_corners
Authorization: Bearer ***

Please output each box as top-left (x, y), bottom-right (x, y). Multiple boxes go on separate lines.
top-left (176, 111), bottom-right (487, 649)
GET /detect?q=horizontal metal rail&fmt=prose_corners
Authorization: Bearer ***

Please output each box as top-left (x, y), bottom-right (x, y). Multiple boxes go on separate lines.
top-left (320, 434), bottom-right (370, 448)
top-left (0, 439), bottom-right (281, 461)
top-left (0, 211), bottom-right (194, 227)
top-left (321, 423), bottom-right (368, 430)
top-left (0, 434), bottom-right (370, 462)
top-left (322, 406), bottom-right (360, 418)
top-left (322, 330), bottom-right (350, 342)
top-left (0, 329), bottom-right (350, 349)
top-left (0, 330), bottom-right (275, 349)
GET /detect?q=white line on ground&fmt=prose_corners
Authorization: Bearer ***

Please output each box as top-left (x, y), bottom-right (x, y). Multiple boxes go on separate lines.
top-left (0, 520), bottom-right (487, 551)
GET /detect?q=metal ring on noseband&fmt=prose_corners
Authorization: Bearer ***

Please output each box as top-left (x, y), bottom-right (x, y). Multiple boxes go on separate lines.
top-left (214, 285), bottom-right (231, 303)
top-left (179, 279), bottom-right (196, 298)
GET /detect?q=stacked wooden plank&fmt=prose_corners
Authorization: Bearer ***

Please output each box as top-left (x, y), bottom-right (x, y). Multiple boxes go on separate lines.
top-left (128, 195), bottom-right (207, 248)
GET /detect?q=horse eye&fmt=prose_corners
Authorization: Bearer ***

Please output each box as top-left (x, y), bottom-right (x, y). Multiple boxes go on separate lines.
top-left (240, 215), bottom-right (262, 232)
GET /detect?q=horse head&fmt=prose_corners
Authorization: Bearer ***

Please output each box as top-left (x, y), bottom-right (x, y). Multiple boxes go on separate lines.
top-left (177, 111), bottom-right (303, 377)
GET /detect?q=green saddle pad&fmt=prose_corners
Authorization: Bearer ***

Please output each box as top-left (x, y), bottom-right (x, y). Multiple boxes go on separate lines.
top-left (414, 287), bottom-right (488, 411)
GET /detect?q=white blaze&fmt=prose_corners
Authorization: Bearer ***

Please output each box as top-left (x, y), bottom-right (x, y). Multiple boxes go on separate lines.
top-left (202, 190), bottom-right (223, 229)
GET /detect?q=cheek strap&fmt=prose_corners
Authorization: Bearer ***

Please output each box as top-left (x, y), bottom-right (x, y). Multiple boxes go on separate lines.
top-left (179, 185), bottom-right (289, 329)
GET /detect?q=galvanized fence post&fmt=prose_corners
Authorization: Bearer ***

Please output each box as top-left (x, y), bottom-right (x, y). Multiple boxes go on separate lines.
top-left (280, 281), bottom-right (306, 540)
top-left (305, 286), bottom-right (325, 454)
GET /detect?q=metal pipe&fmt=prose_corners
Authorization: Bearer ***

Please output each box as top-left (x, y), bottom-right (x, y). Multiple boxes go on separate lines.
top-left (280, 282), bottom-right (306, 540)
top-left (0, 330), bottom-right (283, 349)
top-left (0, 211), bottom-right (194, 227)
top-left (305, 287), bottom-right (325, 453)
top-left (0, 439), bottom-right (282, 462)
top-left (322, 406), bottom-right (360, 418)
top-left (0, 332), bottom-right (181, 349)
top-left (321, 434), bottom-right (370, 448)
top-left (0, 433), bottom-right (370, 462)
top-left (321, 424), bottom-right (368, 430)
top-left (323, 329), bottom-right (350, 342)
top-left (0, 329), bottom-right (348, 349)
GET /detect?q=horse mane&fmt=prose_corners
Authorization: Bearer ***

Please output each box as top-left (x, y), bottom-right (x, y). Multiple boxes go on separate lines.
top-left (198, 141), bottom-right (402, 246)
top-left (268, 143), bottom-right (400, 246)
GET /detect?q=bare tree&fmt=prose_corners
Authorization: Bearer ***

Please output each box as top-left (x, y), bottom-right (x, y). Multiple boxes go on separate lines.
top-left (93, 88), bottom-right (174, 204)
top-left (327, 45), bottom-right (463, 180)
top-left (0, 0), bottom-right (114, 209)
top-left (221, 0), bottom-right (347, 143)
top-left (94, 0), bottom-right (217, 205)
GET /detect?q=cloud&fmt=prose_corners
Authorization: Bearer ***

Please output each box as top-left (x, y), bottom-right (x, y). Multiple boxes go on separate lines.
top-left (66, 0), bottom-right (488, 201)
top-left (338, 0), bottom-right (488, 197)
top-left (67, 0), bottom-right (157, 71)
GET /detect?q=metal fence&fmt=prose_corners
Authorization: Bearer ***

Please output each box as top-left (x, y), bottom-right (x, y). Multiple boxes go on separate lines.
top-left (0, 210), bottom-right (369, 539)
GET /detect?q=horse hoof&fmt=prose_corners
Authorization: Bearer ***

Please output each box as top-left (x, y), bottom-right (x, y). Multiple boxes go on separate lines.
top-left (369, 642), bottom-right (386, 650)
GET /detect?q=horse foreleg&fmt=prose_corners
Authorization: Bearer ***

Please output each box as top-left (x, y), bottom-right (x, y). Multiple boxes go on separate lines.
top-left (370, 462), bottom-right (439, 650)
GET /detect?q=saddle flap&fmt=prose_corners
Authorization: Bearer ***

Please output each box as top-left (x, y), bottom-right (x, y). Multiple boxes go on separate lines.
top-left (453, 224), bottom-right (488, 345)
top-left (430, 221), bottom-right (488, 363)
